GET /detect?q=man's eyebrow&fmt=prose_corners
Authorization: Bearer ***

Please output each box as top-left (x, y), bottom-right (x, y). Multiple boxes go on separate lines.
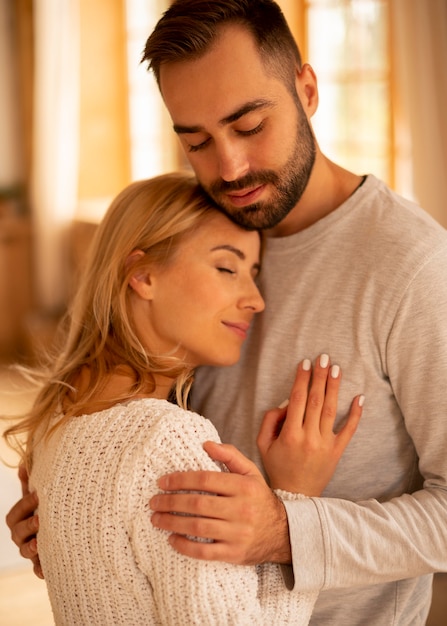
top-left (220, 98), bottom-right (274, 125)
top-left (173, 99), bottom-right (274, 135)
top-left (211, 244), bottom-right (261, 273)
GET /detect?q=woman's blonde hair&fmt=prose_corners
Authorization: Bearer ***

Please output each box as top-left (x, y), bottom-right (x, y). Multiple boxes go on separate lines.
top-left (4, 172), bottom-right (219, 469)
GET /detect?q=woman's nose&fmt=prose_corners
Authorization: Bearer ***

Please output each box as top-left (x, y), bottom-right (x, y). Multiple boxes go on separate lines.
top-left (241, 282), bottom-right (265, 313)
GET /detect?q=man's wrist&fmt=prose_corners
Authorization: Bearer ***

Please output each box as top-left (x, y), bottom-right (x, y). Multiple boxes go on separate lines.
top-left (269, 493), bottom-right (292, 564)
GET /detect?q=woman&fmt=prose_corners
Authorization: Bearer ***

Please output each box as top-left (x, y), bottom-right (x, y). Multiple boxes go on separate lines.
top-left (4, 172), bottom-right (363, 624)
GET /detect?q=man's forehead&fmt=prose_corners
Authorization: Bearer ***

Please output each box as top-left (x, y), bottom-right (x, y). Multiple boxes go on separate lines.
top-left (158, 24), bottom-right (266, 98)
top-left (159, 52), bottom-right (279, 130)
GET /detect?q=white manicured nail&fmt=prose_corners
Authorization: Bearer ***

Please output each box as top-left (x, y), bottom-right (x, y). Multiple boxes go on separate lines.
top-left (320, 354), bottom-right (329, 368)
top-left (359, 395), bottom-right (365, 407)
top-left (330, 364), bottom-right (340, 378)
top-left (278, 399), bottom-right (289, 409)
top-left (302, 358), bottom-right (311, 371)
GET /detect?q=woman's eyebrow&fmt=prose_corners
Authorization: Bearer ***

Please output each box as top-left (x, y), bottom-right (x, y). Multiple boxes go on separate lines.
top-left (211, 244), bottom-right (245, 259)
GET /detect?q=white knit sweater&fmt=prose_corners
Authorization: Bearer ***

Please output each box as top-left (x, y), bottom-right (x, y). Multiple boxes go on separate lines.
top-left (31, 398), bottom-right (317, 625)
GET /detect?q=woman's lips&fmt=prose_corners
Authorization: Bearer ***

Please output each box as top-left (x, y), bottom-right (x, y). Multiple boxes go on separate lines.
top-left (222, 321), bottom-right (250, 339)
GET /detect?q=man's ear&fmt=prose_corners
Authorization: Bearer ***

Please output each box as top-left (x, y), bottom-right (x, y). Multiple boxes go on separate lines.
top-left (295, 63), bottom-right (319, 117)
top-left (127, 249), bottom-right (154, 300)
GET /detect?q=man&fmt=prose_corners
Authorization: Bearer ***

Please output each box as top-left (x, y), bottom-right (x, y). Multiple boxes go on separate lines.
top-left (7, 1), bottom-right (447, 624)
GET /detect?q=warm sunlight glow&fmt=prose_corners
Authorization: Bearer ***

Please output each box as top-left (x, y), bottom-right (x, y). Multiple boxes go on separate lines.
top-left (306, 0), bottom-right (391, 183)
top-left (125, 0), bottom-right (176, 180)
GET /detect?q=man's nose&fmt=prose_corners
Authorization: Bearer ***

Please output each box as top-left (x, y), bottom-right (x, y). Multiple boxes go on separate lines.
top-left (216, 140), bottom-right (250, 182)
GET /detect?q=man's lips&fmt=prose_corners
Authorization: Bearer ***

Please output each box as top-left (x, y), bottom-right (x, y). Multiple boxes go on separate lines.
top-left (222, 321), bottom-right (251, 339)
top-left (226, 185), bottom-right (265, 207)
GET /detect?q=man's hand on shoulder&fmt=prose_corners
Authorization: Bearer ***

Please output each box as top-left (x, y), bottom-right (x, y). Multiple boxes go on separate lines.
top-left (150, 442), bottom-right (291, 565)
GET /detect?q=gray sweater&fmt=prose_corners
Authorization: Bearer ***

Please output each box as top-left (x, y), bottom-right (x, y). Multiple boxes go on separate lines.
top-left (192, 175), bottom-right (447, 625)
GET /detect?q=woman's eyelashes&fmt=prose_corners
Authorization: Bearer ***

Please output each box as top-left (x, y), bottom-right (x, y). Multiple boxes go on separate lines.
top-left (217, 266), bottom-right (236, 275)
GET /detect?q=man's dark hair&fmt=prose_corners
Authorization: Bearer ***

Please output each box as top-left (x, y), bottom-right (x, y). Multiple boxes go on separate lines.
top-left (142, 0), bottom-right (302, 94)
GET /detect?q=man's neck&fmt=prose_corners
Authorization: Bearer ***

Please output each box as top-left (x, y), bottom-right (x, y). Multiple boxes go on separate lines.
top-left (266, 153), bottom-right (364, 237)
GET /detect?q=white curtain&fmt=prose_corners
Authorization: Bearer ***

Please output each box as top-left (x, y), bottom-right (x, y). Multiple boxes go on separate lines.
top-left (391, 0), bottom-right (447, 227)
top-left (31, 0), bottom-right (80, 312)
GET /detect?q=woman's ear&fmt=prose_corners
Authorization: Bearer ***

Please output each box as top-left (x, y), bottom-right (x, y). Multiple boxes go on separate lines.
top-left (127, 249), bottom-right (154, 300)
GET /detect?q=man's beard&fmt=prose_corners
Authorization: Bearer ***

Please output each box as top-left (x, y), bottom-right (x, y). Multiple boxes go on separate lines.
top-left (203, 107), bottom-right (316, 230)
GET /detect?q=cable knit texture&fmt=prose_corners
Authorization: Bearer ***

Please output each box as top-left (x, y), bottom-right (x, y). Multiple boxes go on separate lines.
top-left (31, 398), bottom-right (317, 625)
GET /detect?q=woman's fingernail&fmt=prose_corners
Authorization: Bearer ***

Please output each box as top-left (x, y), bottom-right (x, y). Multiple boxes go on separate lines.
top-left (278, 399), bottom-right (289, 409)
top-left (330, 364), bottom-right (340, 378)
top-left (320, 354), bottom-right (329, 368)
top-left (359, 395), bottom-right (365, 407)
top-left (302, 358), bottom-right (311, 371)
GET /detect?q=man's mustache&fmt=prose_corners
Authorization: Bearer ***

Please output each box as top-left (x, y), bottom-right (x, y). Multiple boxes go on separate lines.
top-left (210, 171), bottom-right (279, 194)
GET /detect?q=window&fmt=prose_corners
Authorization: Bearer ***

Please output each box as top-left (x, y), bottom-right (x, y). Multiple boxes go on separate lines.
top-left (125, 0), bottom-right (176, 180)
top-left (302, 0), bottom-right (392, 184)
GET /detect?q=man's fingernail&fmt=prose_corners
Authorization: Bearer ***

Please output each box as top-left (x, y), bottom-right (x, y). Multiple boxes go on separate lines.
top-left (157, 476), bottom-right (169, 489)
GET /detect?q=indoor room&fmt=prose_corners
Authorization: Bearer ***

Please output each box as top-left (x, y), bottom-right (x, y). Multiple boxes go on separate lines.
top-left (1, 1), bottom-right (446, 624)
